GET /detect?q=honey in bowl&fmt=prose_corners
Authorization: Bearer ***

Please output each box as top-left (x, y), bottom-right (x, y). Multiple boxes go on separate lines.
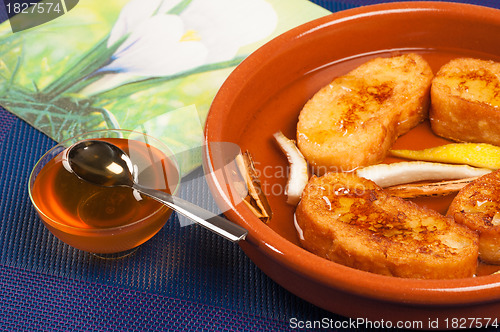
top-left (29, 135), bottom-right (179, 254)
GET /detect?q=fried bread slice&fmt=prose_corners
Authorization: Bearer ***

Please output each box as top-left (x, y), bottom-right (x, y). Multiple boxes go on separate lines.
top-left (297, 54), bottom-right (433, 174)
top-left (448, 170), bottom-right (500, 264)
top-left (430, 57), bottom-right (500, 146)
top-left (295, 172), bottom-right (478, 279)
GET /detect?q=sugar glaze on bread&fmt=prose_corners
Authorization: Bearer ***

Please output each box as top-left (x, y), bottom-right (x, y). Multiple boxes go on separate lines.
top-left (297, 54), bottom-right (433, 174)
top-left (295, 173), bottom-right (479, 279)
top-left (430, 57), bottom-right (500, 146)
top-left (448, 170), bottom-right (500, 264)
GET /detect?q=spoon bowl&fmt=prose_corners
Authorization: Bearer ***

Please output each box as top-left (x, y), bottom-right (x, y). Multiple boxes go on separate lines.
top-left (63, 139), bottom-right (135, 187)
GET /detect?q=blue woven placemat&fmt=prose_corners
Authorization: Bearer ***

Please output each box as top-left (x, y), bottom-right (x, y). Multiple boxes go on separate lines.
top-left (313, 0), bottom-right (500, 11)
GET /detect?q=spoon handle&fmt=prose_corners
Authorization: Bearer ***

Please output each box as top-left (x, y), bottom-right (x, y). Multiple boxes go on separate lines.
top-left (132, 183), bottom-right (248, 242)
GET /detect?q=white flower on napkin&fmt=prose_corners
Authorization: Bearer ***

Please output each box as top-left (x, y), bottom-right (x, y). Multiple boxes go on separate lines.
top-left (81, 0), bottom-right (277, 94)
top-left (104, 14), bottom-right (208, 76)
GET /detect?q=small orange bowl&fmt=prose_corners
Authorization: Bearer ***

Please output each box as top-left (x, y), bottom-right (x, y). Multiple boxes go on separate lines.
top-left (204, 2), bottom-right (500, 326)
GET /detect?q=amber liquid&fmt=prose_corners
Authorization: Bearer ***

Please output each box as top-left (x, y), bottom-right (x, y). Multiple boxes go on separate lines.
top-left (31, 138), bottom-right (179, 253)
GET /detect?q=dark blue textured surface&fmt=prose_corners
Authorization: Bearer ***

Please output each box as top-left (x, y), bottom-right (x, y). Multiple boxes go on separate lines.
top-left (0, 264), bottom-right (290, 331)
top-left (2, 1), bottom-right (500, 331)
top-left (313, 0), bottom-right (500, 11)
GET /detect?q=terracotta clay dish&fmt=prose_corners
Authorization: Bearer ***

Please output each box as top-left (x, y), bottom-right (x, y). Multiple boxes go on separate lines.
top-left (204, 2), bottom-right (500, 327)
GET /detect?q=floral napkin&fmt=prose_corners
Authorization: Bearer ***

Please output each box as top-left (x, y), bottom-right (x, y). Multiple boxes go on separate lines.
top-left (0, 0), bottom-right (330, 175)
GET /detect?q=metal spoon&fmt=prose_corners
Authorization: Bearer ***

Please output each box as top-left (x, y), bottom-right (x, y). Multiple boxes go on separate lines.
top-left (63, 139), bottom-right (248, 242)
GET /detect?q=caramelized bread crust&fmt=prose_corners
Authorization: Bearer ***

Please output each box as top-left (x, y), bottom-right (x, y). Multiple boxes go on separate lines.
top-left (430, 57), bottom-right (500, 145)
top-left (448, 170), bottom-right (500, 264)
top-left (295, 173), bottom-right (478, 279)
top-left (297, 54), bottom-right (433, 174)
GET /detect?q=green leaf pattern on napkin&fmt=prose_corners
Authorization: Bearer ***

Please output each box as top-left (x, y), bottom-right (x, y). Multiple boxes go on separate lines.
top-left (0, 0), bottom-right (329, 176)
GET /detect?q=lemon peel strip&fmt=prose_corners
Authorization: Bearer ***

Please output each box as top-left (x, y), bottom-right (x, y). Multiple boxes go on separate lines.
top-left (391, 143), bottom-right (500, 170)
